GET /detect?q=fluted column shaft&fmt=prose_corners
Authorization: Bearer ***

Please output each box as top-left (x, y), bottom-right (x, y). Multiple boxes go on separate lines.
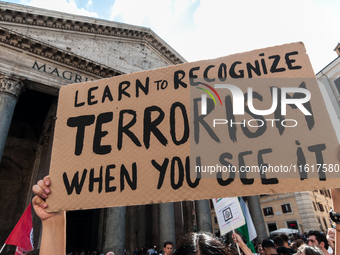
top-left (0, 75), bottom-right (24, 163)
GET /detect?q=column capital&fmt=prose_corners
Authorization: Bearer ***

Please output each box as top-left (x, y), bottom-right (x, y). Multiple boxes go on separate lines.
top-left (0, 75), bottom-right (24, 98)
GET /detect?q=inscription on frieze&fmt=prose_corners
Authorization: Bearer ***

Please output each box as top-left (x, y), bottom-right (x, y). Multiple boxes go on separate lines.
top-left (32, 61), bottom-right (94, 83)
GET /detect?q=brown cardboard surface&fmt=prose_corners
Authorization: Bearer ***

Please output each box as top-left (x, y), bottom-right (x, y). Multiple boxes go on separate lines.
top-left (47, 42), bottom-right (340, 212)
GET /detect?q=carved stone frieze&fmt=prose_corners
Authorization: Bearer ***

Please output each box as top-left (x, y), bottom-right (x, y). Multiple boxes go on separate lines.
top-left (0, 7), bottom-right (184, 65)
top-left (0, 74), bottom-right (24, 98)
top-left (0, 26), bottom-right (122, 78)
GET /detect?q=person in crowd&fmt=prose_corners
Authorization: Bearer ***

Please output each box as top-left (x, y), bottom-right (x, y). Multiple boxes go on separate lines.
top-left (296, 240), bottom-right (304, 249)
top-left (273, 236), bottom-right (284, 248)
top-left (231, 232), bottom-right (253, 255)
top-left (280, 234), bottom-right (296, 254)
top-left (302, 233), bottom-right (308, 243)
top-left (327, 228), bottom-right (335, 254)
top-left (326, 228), bottom-right (335, 253)
top-left (227, 246), bottom-right (239, 255)
top-left (139, 248), bottom-right (146, 255)
top-left (256, 244), bottom-right (265, 255)
top-left (106, 252), bottom-right (114, 255)
top-left (31, 175), bottom-right (337, 255)
top-left (291, 242), bottom-right (298, 252)
top-left (147, 247), bottom-right (154, 255)
top-left (307, 231), bottom-right (330, 255)
top-left (261, 239), bottom-right (278, 255)
top-left (174, 231), bottom-right (231, 255)
top-left (297, 245), bottom-right (324, 255)
top-left (163, 242), bottom-right (173, 255)
top-left (273, 236), bottom-right (291, 255)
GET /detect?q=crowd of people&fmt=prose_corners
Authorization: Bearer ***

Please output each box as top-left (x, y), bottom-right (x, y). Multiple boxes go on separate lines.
top-left (231, 229), bottom-right (336, 255)
top-left (31, 176), bottom-right (337, 255)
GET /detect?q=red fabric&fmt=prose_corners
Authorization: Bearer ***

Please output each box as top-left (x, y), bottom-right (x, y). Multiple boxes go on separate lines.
top-left (15, 246), bottom-right (27, 255)
top-left (5, 204), bottom-right (33, 252)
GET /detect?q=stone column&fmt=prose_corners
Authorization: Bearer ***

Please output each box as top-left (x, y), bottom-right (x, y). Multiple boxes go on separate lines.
top-left (295, 191), bottom-right (319, 232)
top-left (104, 206), bottom-right (126, 255)
top-left (195, 200), bottom-right (213, 233)
top-left (138, 205), bottom-right (146, 249)
top-left (246, 195), bottom-right (267, 242)
top-left (182, 201), bottom-right (194, 233)
top-left (129, 206), bottom-right (138, 253)
top-left (159, 202), bottom-right (176, 248)
top-left (97, 208), bottom-right (105, 252)
top-left (0, 75), bottom-right (24, 163)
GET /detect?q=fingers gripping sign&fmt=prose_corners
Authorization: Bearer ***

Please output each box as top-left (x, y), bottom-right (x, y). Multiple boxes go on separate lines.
top-left (32, 176), bottom-right (56, 221)
top-left (31, 176), bottom-right (66, 255)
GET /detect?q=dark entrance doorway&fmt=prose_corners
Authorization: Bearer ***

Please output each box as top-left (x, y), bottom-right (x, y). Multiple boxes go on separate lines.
top-left (66, 209), bottom-right (101, 253)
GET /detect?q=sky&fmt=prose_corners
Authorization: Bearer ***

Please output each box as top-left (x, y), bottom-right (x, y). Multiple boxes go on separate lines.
top-left (4, 0), bottom-right (340, 73)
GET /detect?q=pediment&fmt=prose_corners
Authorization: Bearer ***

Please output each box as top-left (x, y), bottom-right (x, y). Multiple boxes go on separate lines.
top-left (0, 2), bottom-right (186, 75)
top-left (0, 25), bottom-right (123, 95)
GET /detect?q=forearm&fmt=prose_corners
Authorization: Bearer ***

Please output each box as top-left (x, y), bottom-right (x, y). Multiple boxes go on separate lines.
top-left (238, 241), bottom-right (253, 255)
top-left (40, 212), bottom-right (66, 255)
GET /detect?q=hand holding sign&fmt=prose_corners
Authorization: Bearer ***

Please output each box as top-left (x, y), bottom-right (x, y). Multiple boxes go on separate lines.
top-left (32, 177), bottom-right (66, 255)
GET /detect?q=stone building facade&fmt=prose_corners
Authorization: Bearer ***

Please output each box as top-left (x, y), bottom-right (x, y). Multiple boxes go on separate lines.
top-left (259, 190), bottom-right (333, 235)
top-left (0, 2), bottom-right (216, 255)
top-left (316, 43), bottom-right (340, 121)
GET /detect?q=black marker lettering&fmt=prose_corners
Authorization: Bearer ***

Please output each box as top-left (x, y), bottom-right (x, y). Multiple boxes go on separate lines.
top-left (67, 115), bottom-right (95, 155)
top-left (308, 144), bottom-right (326, 181)
top-left (93, 112), bottom-right (113, 155)
top-left (63, 170), bottom-right (87, 195)
top-left (102, 85), bottom-right (113, 103)
top-left (217, 152), bottom-right (235, 186)
top-left (186, 156), bottom-right (200, 188)
top-left (269, 55), bottom-right (286, 73)
top-left (174, 70), bottom-right (187, 89)
top-left (285, 51), bottom-right (302, 70)
top-left (118, 81), bottom-right (131, 101)
top-left (117, 110), bottom-right (142, 150)
top-left (89, 167), bottom-right (103, 193)
top-left (170, 102), bottom-right (189, 145)
top-left (136, 78), bottom-right (149, 98)
top-left (120, 163), bottom-right (137, 191)
top-left (144, 106), bottom-right (168, 149)
top-left (189, 66), bottom-right (200, 86)
top-left (105, 164), bottom-right (116, 192)
top-left (152, 158), bottom-right (169, 189)
top-left (170, 157), bottom-right (184, 190)
top-left (203, 65), bottom-right (215, 82)
top-left (258, 148), bottom-right (278, 185)
top-left (75, 90), bottom-right (85, 107)
top-left (239, 151), bottom-right (254, 185)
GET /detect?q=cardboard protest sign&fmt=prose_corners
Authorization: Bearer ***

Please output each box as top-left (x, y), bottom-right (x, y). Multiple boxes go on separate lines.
top-left (212, 198), bottom-right (245, 236)
top-left (47, 42), bottom-right (340, 212)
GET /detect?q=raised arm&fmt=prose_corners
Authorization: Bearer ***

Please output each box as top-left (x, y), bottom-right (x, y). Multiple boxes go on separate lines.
top-left (232, 232), bottom-right (254, 255)
top-left (32, 176), bottom-right (66, 255)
